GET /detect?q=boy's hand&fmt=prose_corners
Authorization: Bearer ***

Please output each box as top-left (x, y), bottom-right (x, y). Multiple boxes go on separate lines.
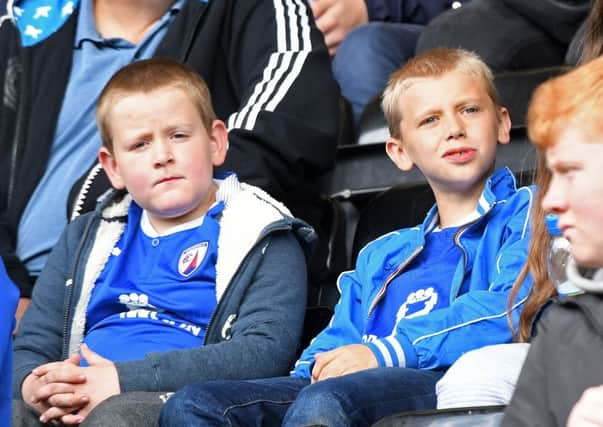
top-left (40, 343), bottom-right (121, 425)
top-left (22, 353), bottom-right (86, 420)
top-left (567, 385), bottom-right (603, 426)
top-left (311, 344), bottom-right (377, 383)
top-left (310, 0), bottom-right (368, 56)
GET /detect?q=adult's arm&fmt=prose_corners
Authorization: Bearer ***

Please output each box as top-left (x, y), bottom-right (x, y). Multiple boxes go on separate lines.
top-left (215, 0), bottom-right (339, 197)
top-left (114, 232), bottom-right (308, 392)
top-left (366, 0), bottom-right (462, 24)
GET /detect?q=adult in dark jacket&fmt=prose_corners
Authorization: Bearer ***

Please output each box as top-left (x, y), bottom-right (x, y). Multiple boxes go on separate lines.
top-left (312, 0), bottom-right (469, 124)
top-left (0, 0), bottom-right (339, 319)
top-left (416, 0), bottom-right (590, 72)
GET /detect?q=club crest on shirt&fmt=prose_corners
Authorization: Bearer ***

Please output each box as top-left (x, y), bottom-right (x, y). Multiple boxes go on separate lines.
top-left (178, 242), bottom-right (209, 277)
top-left (395, 287), bottom-right (438, 323)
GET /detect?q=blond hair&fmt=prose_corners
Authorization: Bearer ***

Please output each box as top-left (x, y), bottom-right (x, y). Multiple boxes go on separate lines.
top-left (96, 58), bottom-right (217, 152)
top-left (382, 48), bottom-right (500, 139)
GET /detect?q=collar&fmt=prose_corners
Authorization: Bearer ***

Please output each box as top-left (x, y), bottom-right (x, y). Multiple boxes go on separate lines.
top-left (74, 0), bottom-right (185, 48)
top-left (421, 167), bottom-right (517, 234)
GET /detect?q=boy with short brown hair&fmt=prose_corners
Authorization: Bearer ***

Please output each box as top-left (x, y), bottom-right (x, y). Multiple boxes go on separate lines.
top-left (13, 58), bottom-right (312, 426)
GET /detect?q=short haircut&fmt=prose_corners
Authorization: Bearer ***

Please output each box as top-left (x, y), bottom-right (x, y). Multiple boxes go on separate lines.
top-left (382, 48), bottom-right (500, 139)
top-left (527, 55), bottom-right (603, 151)
top-left (96, 58), bottom-right (217, 152)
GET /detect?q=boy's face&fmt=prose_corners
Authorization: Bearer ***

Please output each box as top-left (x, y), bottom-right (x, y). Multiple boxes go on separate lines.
top-left (386, 70), bottom-right (510, 197)
top-left (542, 125), bottom-right (603, 268)
top-left (99, 87), bottom-right (228, 232)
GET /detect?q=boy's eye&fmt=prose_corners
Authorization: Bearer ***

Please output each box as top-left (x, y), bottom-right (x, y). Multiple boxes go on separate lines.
top-left (462, 106), bottom-right (480, 114)
top-left (171, 132), bottom-right (188, 140)
top-left (419, 116), bottom-right (438, 127)
top-left (130, 141), bottom-right (148, 151)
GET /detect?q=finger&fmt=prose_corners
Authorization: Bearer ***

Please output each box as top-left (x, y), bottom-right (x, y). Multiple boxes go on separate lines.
top-left (310, 0), bottom-right (332, 18)
top-left (48, 391), bottom-right (89, 408)
top-left (39, 406), bottom-right (81, 424)
top-left (66, 352), bottom-right (81, 366)
top-left (32, 361), bottom-right (70, 376)
top-left (39, 368), bottom-right (86, 385)
top-left (324, 29), bottom-right (345, 51)
top-left (315, 10), bottom-right (338, 35)
top-left (33, 382), bottom-right (84, 403)
top-left (80, 343), bottom-right (107, 366)
top-left (60, 412), bottom-right (86, 425)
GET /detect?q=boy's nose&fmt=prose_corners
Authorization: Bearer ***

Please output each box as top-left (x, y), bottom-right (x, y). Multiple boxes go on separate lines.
top-left (541, 175), bottom-right (568, 214)
top-left (446, 116), bottom-right (465, 139)
top-left (153, 141), bottom-right (174, 166)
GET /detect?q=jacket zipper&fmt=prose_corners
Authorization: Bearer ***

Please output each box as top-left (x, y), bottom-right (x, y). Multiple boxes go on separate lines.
top-left (61, 215), bottom-right (97, 358)
top-left (367, 246), bottom-right (423, 319)
top-left (451, 217), bottom-right (483, 299)
top-left (7, 41), bottom-right (26, 206)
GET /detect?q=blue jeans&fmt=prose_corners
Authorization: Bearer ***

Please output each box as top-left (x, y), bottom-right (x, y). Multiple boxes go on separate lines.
top-left (332, 22), bottom-right (423, 126)
top-left (159, 368), bottom-right (445, 427)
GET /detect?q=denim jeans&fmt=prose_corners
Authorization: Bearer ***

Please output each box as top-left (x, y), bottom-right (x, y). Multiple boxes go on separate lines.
top-left (332, 22), bottom-right (424, 126)
top-left (159, 368), bottom-right (445, 427)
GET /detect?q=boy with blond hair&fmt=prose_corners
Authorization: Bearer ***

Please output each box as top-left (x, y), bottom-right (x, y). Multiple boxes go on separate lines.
top-left (503, 54), bottom-right (603, 427)
top-left (12, 58), bottom-right (312, 426)
top-left (159, 48), bottom-right (535, 427)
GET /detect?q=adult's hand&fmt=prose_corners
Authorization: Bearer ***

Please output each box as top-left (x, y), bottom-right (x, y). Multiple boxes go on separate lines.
top-left (311, 0), bottom-right (368, 56)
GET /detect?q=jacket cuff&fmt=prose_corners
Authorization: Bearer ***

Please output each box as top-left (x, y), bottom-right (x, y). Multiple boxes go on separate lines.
top-left (115, 359), bottom-right (156, 393)
top-left (366, 334), bottom-right (418, 368)
top-left (290, 360), bottom-right (313, 379)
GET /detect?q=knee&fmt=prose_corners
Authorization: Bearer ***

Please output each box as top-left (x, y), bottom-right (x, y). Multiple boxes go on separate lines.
top-left (284, 383), bottom-right (347, 427)
top-left (159, 385), bottom-right (222, 427)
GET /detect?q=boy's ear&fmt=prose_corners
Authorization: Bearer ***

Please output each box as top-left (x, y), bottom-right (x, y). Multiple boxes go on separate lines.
top-left (497, 107), bottom-right (512, 145)
top-left (98, 147), bottom-right (126, 190)
top-left (386, 137), bottom-right (414, 171)
top-left (209, 119), bottom-right (228, 166)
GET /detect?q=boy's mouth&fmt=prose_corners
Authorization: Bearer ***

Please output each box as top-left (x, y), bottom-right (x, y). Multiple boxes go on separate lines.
top-left (155, 176), bottom-right (182, 185)
top-left (442, 147), bottom-right (477, 163)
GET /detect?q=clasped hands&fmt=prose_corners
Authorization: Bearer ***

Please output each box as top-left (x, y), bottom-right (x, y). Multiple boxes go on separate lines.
top-left (22, 343), bottom-right (120, 425)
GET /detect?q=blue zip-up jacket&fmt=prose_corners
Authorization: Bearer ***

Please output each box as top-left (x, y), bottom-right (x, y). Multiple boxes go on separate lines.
top-left (293, 168), bottom-right (534, 377)
top-left (13, 175), bottom-right (314, 396)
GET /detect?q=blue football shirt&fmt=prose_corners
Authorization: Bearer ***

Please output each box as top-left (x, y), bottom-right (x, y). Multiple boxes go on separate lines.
top-left (365, 226), bottom-right (462, 339)
top-left (83, 200), bottom-right (223, 363)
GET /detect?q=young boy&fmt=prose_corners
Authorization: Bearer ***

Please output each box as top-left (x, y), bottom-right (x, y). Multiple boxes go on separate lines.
top-left (502, 54), bottom-right (603, 427)
top-left (12, 58), bottom-right (311, 426)
top-left (158, 48), bottom-right (535, 427)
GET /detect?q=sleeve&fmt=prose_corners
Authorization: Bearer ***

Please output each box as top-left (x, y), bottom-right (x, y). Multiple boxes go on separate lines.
top-left (217, 0), bottom-right (339, 197)
top-left (11, 220), bottom-right (84, 398)
top-left (501, 309), bottom-right (558, 427)
top-left (366, 188), bottom-right (534, 370)
top-left (114, 232), bottom-right (308, 392)
top-left (0, 20), bottom-right (33, 298)
top-left (366, 0), bottom-right (457, 24)
top-left (291, 266), bottom-right (367, 378)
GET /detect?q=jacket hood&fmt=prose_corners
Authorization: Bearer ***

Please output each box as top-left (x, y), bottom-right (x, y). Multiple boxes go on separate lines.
top-left (567, 258), bottom-right (603, 294)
